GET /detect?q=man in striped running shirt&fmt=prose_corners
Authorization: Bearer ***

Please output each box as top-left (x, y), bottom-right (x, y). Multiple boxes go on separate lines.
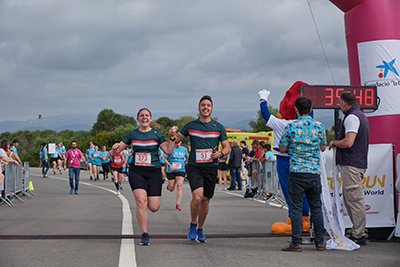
top-left (169, 95), bottom-right (230, 243)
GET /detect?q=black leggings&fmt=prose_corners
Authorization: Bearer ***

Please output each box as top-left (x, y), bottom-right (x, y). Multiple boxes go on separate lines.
top-left (101, 162), bottom-right (110, 178)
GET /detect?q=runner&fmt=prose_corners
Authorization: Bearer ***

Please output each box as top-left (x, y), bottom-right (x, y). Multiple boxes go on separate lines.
top-left (91, 145), bottom-right (102, 181)
top-left (112, 108), bottom-right (175, 246)
top-left (159, 148), bottom-right (167, 182)
top-left (164, 141), bottom-right (189, 211)
top-left (40, 142), bottom-right (50, 178)
top-left (85, 142), bottom-right (95, 180)
top-left (168, 95), bottom-right (230, 243)
top-left (100, 145), bottom-right (110, 180)
top-left (51, 143), bottom-right (63, 175)
top-left (105, 150), bottom-right (125, 195)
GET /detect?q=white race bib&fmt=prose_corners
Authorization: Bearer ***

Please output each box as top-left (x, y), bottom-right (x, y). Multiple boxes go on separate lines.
top-left (195, 149), bottom-right (213, 163)
top-left (172, 162), bottom-right (182, 170)
top-left (135, 153), bottom-right (151, 166)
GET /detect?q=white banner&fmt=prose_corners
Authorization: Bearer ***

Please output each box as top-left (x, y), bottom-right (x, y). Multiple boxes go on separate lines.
top-left (395, 154), bottom-right (400, 237)
top-left (323, 144), bottom-right (395, 228)
top-left (320, 153), bottom-right (359, 250)
top-left (358, 40), bottom-right (400, 117)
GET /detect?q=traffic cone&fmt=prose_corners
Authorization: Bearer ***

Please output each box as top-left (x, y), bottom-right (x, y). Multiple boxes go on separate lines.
top-left (29, 181), bottom-right (34, 191)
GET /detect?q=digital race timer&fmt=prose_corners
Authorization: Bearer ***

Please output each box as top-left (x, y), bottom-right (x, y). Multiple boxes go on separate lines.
top-left (301, 85), bottom-right (378, 109)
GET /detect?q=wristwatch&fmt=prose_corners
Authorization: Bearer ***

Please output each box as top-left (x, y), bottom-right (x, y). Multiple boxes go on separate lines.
top-left (170, 137), bottom-right (176, 142)
top-left (220, 152), bottom-right (224, 158)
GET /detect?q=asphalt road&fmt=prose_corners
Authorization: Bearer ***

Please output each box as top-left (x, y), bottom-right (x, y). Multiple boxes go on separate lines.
top-left (0, 167), bottom-right (399, 267)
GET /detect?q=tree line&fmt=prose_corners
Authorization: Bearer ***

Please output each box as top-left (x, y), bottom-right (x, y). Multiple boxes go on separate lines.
top-left (1, 107), bottom-right (334, 167)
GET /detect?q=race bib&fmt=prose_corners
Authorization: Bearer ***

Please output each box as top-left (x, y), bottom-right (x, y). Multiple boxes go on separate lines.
top-left (135, 153), bottom-right (151, 166)
top-left (172, 162), bottom-right (182, 170)
top-left (114, 158), bottom-right (121, 164)
top-left (195, 149), bottom-right (213, 163)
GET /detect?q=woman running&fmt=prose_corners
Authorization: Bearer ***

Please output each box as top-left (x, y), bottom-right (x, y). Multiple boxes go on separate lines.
top-left (91, 145), bottom-right (102, 181)
top-left (112, 108), bottom-right (175, 246)
top-left (164, 141), bottom-right (188, 211)
top-left (106, 147), bottom-right (126, 195)
top-left (100, 146), bottom-right (110, 180)
top-left (85, 142), bottom-right (95, 180)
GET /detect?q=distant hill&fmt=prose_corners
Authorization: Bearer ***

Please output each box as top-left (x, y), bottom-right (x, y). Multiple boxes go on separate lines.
top-left (0, 110), bottom-right (333, 134)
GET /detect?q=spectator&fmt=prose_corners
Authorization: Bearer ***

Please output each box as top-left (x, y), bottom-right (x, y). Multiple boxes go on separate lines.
top-left (217, 146), bottom-right (228, 191)
top-left (279, 96), bottom-right (326, 252)
top-left (11, 139), bottom-right (19, 157)
top-left (228, 140), bottom-right (243, 190)
top-left (248, 140), bottom-right (262, 187)
top-left (2, 140), bottom-right (21, 163)
top-left (261, 143), bottom-right (275, 162)
top-left (329, 91), bottom-right (369, 246)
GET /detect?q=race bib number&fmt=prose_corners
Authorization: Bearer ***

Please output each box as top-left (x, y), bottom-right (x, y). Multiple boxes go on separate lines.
top-left (172, 162), bottom-right (182, 170)
top-left (195, 149), bottom-right (213, 163)
top-left (135, 153), bottom-right (151, 166)
top-left (114, 158), bottom-right (121, 164)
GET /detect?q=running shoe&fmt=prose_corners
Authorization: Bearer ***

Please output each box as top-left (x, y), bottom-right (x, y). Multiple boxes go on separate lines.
top-left (120, 186), bottom-right (123, 190)
top-left (90, 176), bottom-right (93, 180)
top-left (188, 223), bottom-right (197, 240)
top-left (196, 229), bottom-right (207, 243)
top-left (176, 204), bottom-right (182, 211)
top-left (75, 190), bottom-right (79, 195)
top-left (218, 187), bottom-right (222, 191)
top-left (70, 188), bottom-right (74, 194)
top-left (140, 233), bottom-right (150, 246)
top-left (52, 171), bottom-right (56, 175)
top-left (114, 181), bottom-right (120, 191)
top-left (117, 190), bottom-right (120, 196)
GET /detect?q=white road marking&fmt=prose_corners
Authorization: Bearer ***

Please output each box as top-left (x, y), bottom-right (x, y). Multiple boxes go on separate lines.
top-left (49, 176), bottom-right (137, 267)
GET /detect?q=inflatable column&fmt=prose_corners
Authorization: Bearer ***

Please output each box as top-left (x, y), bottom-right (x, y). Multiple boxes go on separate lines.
top-left (329, 0), bottom-right (400, 156)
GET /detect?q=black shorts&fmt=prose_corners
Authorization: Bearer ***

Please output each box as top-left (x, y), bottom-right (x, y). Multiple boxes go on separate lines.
top-left (112, 167), bottom-right (123, 173)
top-left (160, 163), bottom-right (166, 167)
top-left (217, 162), bottom-right (227, 171)
top-left (186, 164), bottom-right (218, 199)
top-left (51, 157), bottom-right (60, 163)
top-left (129, 165), bottom-right (163, 197)
top-left (166, 172), bottom-right (186, 180)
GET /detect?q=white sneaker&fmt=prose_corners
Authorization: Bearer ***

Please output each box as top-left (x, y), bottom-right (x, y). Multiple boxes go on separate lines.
top-left (218, 187), bottom-right (223, 191)
top-left (223, 187), bottom-right (227, 191)
top-left (117, 190), bottom-right (120, 195)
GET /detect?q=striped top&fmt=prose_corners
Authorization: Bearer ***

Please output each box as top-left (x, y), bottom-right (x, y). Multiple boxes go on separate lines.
top-left (122, 128), bottom-right (166, 168)
top-left (180, 119), bottom-right (227, 167)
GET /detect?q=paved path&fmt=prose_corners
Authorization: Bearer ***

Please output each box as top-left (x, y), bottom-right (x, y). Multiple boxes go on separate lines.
top-left (0, 167), bottom-right (399, 267)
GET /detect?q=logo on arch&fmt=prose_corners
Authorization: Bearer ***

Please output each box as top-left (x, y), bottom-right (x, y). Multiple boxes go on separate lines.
top-left (376, 58), bottom-right (399, 78)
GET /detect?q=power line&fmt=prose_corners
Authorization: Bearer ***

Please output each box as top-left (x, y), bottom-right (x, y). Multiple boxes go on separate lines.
top-left (307, 0), bottom-right (336, 85)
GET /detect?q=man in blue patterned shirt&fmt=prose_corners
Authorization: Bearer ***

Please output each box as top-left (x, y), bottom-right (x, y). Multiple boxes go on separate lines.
top-left (279, 96), bottom-right (327, 252)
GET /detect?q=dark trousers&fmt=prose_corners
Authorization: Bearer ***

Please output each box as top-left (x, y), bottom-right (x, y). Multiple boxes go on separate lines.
top-left (287, 172), bottom-right (325, 246)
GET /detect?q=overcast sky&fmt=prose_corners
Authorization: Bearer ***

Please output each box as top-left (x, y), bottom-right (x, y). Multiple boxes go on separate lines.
top-left (0, 0), bottom-right (348, 122)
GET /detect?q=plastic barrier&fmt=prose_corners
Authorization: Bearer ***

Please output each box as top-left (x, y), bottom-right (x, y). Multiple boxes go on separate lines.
top-left (250, 160), bottom-right (286, 208)
top-left (1, 162), bottom-right (32, 207)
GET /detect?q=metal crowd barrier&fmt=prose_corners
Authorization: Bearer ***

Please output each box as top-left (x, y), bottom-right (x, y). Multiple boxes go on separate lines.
top-left (251, 160), bottom-right (286, 208)
top-left (1, 162), bottom-right (33, 207)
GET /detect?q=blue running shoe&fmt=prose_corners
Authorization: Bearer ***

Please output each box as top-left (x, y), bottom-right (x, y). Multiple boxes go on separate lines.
top-left (188, 223), bottom-right (197, 240)
top-left (75, 190), bottom-right (79, 195)
top-left (140, 233), bottom-right (150, 246)
top-left (196, 228), bottom-right (207, 243)
top-left (70, 188), bottom-right (74, 194)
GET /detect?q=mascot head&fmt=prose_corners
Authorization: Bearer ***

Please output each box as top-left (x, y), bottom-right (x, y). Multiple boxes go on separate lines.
top-left (277, 81), bottom-right (308, 120)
